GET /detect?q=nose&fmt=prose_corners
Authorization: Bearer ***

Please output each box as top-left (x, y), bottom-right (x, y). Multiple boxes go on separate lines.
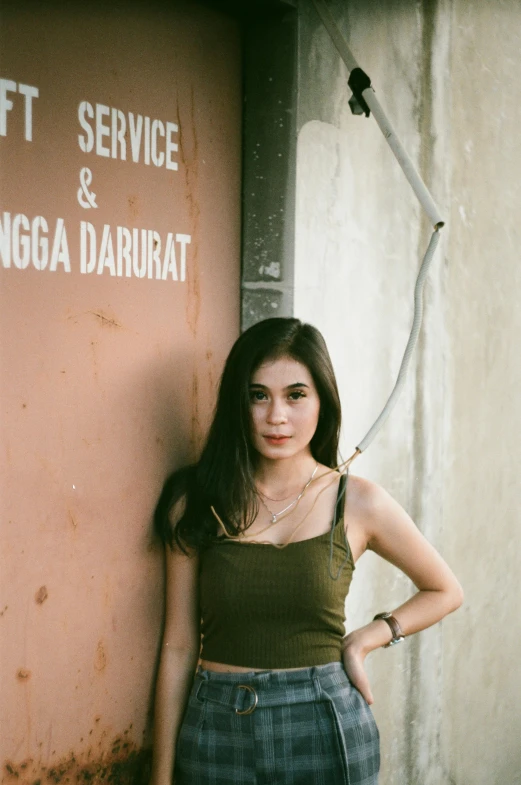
top-left (267, 397), bottom-right (288, 425)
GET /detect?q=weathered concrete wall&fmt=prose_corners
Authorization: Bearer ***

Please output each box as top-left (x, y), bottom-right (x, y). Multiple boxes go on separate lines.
top-left (241, 4), bottom-right (298, 329)
top-left (442, 3), bottom-right (521, 782)
top-left (294, 1), bottom-right (521, 783)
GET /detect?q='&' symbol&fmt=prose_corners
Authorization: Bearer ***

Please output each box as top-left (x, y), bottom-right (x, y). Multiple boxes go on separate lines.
top-left (77, 167), bottom-right (98, 209)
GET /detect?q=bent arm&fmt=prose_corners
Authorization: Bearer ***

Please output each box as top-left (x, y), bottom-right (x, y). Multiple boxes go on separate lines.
top-left (150, 542), bottom-right (200, 785)
top-left (342, 479), bottom-right (463, 700)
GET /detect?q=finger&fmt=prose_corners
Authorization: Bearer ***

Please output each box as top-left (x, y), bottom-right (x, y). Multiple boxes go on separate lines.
top-left (347, 669), bottom-right (374, 705)
top-left (363, 687), bottom-right (374, 705)
top-left (341, 654), bottom-right (374, 704)
top-left (354, 678), bottom-right (374, 705)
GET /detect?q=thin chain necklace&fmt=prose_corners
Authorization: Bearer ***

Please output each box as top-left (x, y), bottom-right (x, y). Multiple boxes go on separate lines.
top-left (257, 464), bottom-right (318, 524)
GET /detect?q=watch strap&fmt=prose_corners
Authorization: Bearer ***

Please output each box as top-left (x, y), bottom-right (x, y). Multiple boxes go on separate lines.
top-left (373, 612), bottom-right (404, 647)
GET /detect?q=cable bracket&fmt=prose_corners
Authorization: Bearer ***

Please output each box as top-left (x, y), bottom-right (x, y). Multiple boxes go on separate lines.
top-left (347, 67), bottom-right (372, 117)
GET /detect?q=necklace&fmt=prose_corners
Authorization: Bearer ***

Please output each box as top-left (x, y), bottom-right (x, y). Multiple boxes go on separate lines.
top-left (259, 489), bottom-right (299, 502)
top-left (257, 464), bottom-right (318, 524)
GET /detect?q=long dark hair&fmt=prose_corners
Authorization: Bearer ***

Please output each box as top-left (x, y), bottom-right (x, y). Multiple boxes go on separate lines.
top-left (154, 317), bottom-right (342, 552)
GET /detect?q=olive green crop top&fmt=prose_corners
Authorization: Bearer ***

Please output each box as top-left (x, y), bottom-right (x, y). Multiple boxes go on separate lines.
top-left (199, 474), bottom-right (355, 669)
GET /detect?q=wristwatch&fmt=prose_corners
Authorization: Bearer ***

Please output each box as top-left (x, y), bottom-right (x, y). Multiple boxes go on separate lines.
top-left (373, 612), bottom-right (405, 648)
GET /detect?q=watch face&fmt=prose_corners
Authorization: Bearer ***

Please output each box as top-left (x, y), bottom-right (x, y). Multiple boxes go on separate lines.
top-left (384, 636), bottom-right (404, 648)
top-left (388, 636), bottom-right (404, 646)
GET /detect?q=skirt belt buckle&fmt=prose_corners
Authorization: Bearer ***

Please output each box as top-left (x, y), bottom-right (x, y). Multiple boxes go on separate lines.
top-left (235, 684), bottom-right (258, 715)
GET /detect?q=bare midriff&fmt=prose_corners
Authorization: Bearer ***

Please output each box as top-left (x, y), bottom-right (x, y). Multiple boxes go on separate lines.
top-left (200, 659), bottom-right (312, 673)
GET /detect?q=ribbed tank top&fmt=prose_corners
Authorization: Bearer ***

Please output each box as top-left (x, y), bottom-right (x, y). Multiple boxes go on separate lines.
top-left (199, 474), bottom-right (355, 669)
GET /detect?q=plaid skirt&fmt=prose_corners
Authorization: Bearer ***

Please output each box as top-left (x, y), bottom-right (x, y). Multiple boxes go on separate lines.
top-left (174, 661), bottom-right (380, 785)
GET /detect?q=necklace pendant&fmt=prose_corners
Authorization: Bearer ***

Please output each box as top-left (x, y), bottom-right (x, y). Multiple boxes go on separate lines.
top-left (257, 463), bottom-right (318, 527)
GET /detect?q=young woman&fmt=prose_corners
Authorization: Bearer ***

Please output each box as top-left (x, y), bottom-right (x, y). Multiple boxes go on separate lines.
top-left (150, 317), bottom-right (463, 785)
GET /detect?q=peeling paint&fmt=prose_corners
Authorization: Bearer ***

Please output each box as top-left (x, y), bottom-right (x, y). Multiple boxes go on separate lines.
top-left (258, 262), bottom-right (281, 279)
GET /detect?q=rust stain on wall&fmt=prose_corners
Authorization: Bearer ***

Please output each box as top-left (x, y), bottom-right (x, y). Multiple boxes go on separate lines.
top-left (190, 371), bottom-right (201, 455)
top-left (67, 310), bottom-right (123, 329)
top-left (205, 347), bottom-right (216, 394)
top-left (177, 89), bottom-right (201, 337)
top-left (90, 341), bottom-right (98, 383)
top-left (35, 587), bottom-right (48, 605)
top-left (88, 312), bottom-right (123, 330)
top-left (2, 734), bottom-right (151, 785)
top-left (127, 195), bottom-right (139, 222)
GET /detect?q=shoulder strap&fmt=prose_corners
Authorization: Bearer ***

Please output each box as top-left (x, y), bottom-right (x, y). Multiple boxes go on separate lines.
top-left (329, 471), bottom-right (353, 580)
top-left (333, 472), bottom-right (347, 527)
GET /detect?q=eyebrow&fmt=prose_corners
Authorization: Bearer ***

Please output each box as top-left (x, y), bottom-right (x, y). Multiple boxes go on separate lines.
top-left (249, 382), bottom-right (310, 389)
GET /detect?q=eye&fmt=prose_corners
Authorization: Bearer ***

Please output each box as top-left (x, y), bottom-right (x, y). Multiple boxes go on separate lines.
top-left (250, 390), bottom-right (267, 401)
top-left (288, 390), bottom-right (306, 400)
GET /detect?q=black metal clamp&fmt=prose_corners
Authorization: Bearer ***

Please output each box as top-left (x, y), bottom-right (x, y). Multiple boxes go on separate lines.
top-left (347, 67), bottom-right (372, 117)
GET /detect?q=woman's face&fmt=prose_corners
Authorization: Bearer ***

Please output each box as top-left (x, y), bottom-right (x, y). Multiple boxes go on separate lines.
top-left (249, 355), bottom-right (321, 461)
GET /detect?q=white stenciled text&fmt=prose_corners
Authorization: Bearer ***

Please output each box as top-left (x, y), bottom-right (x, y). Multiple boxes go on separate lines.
top-left (0, 79), bottom-right (39, 141)
top-left (78, 102), bottom-right (178, 170)
top-left (0, 212), bottom-right (70, 272)
top-left (80, 222), bottom-right (190, 280)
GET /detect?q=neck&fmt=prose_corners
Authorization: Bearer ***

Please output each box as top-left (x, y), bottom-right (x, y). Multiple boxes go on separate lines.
top-left (255, 452), bottom-right (317, 496)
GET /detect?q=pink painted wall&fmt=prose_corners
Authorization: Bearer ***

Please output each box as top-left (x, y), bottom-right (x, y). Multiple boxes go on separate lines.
top-left (0, 3), bottom-right (241, 781)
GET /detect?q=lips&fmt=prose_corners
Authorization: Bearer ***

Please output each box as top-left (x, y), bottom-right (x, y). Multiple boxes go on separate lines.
top-left (263, 435), bottom-right (291, 445)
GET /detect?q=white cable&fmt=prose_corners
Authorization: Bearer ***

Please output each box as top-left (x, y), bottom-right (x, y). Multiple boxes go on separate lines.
top-left (311, 0), bottom-right (444, 229)
top-left (311, 0), bottom-right (360, 72)
top-left (310, 0), bottom-right (446, 453)
top-left (362, 91), bottom-right (444, 229)
top-left (356, 228), bottom-right (441, 453)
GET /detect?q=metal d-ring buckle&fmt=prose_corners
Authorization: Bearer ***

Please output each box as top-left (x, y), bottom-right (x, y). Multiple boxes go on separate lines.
top-left (235, 684), bottom-right (258, 715)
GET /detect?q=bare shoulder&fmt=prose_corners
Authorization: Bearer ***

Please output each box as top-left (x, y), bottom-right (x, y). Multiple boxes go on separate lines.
top-left (345, 473), bottom-right (401, 525)
top-left (345, 473), bottom-right (463, 600)
top-left (343, 473), bottom-right (411, 562)
top-left (345, 473), bottom-right (391, 511)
